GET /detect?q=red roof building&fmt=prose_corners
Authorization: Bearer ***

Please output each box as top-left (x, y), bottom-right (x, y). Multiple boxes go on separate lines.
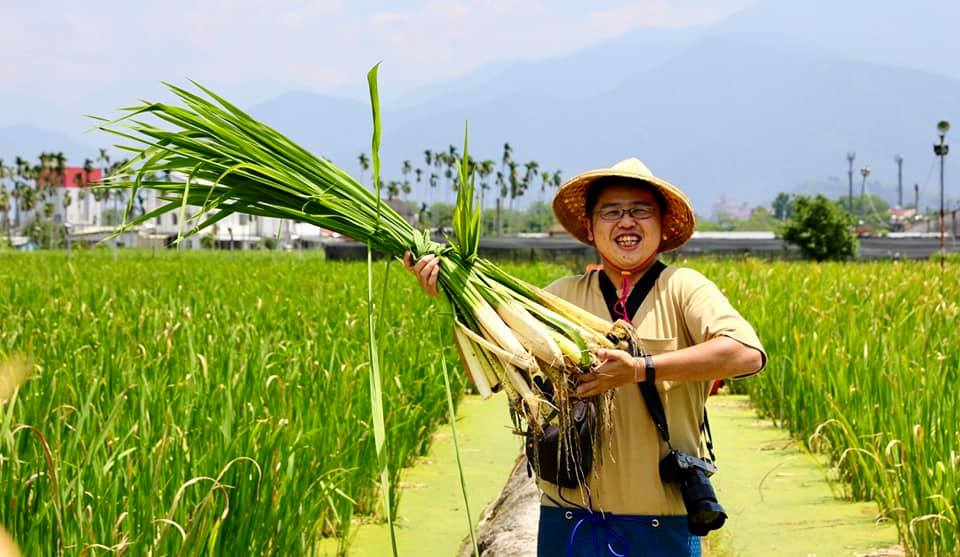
top-left (62, 167), bottom-right (103, 188)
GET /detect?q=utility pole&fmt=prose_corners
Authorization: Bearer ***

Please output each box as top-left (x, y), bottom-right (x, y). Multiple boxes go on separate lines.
top-left (895, 153), bottom-right (904, 207)
top-left (914, 183), bottom-right (920, 214)
top-left (860, 165), bottom-right (870, 223)
top-left (933, 121), bottom-right (950, 268)
top-left (847, 152), bottom-right (856, 212)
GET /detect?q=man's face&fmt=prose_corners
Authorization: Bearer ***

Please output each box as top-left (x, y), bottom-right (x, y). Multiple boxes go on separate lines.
top-left (584, 183), bottom-right (662, 270)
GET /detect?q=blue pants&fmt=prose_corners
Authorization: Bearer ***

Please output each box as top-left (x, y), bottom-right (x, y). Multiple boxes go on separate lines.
top-left (537, 505), bottom-right (701, 557)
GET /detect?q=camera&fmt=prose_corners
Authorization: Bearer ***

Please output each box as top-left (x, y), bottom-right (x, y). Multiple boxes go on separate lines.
top-left (659, 450), bottom-right (727, 536)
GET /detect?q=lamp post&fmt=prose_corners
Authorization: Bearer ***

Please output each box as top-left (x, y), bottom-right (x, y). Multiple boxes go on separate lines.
top-left (895, 153), bottom-right (904, 207)
top-left (933, 121), bottom-right (950, 267)
top-left (847, 151), bottom-right (856, 212)
top-left (860, 165), bottom-right (870, 223)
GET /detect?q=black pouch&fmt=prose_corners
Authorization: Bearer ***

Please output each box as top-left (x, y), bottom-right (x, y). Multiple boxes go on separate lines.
top-left (523, 377), bottom-right (597, 489)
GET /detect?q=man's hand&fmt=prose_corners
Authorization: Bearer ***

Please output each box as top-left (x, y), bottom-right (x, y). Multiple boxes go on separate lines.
top-left (403, 252), bottom-right (440, 297)
top-left (575, 348), bottom-right (645, 398)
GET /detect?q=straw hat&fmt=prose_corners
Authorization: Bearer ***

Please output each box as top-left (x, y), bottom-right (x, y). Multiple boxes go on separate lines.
top-left (552, 158), bottom-right (695, 252)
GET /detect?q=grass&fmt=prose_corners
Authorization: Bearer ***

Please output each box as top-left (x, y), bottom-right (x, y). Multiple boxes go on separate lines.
top-left (2, 252), bottom-right (956, 555)
top-left (688, 258), bottom-right (959, 556)
top-left (0, 250), bottom-right (568, 555)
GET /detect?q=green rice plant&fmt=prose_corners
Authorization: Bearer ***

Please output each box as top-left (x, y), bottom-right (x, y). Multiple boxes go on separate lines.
top-left (0, 250), bottom-right (569, 554)
top-left (91, 69), bottom-right (633, 451)
top-left (686, 258), bottom-right (960, 556)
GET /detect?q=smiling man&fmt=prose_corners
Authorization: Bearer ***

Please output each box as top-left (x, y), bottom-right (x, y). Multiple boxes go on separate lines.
top-left (407, 158), bottom-right (765, 556)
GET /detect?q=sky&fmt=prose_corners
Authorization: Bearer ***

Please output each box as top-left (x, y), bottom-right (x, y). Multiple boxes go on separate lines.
top-left (0, 0), bottom-right (753, 126)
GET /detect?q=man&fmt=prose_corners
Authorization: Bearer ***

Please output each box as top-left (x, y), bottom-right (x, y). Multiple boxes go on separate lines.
top-left (406, 158), bottom-right (765, 556)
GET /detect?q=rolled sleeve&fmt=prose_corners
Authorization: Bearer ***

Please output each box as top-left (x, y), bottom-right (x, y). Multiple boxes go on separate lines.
top-left (676, 268), bottom-right (767, 375)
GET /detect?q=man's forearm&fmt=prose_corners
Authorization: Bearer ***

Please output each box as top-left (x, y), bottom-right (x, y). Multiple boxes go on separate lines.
top-left (649, 336), bottom-right (763, 382)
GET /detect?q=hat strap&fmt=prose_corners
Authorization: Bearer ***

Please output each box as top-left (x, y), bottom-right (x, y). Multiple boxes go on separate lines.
top-left (600, 252), bottom-right (658, 324)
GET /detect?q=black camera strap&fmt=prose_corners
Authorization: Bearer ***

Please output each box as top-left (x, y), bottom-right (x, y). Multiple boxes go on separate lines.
top-left (597, 261), bottom-right (717, 462)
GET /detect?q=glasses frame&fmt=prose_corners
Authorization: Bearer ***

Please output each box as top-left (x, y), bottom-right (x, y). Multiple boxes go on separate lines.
top-left (594, 204), bottom-right (659, 222)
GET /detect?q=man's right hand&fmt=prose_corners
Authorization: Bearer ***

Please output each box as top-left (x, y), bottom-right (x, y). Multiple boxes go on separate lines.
top-left (403, 252), bottom-right (440, 297)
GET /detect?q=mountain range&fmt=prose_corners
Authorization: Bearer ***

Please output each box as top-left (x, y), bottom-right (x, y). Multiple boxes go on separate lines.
top-left (3, 0), bottom-right (958, 213)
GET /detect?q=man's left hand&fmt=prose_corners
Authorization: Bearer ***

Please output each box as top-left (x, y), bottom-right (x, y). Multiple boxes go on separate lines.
top-left (575, 348), bottom-right (645, 398)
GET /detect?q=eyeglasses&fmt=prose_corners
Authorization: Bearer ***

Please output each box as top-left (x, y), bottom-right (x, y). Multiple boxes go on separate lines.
top-left (595, 205), bottom-right (658, 221)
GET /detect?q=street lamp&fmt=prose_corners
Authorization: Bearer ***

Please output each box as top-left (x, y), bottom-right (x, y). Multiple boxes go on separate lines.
top-left (895, 153), bottom-right (904, 207)
top-left (847, 151), bottom-right (856, 212)
top-left (933, 120), bottom-right (950, 266)
top-left (860, 165), bottom-right (870, 223)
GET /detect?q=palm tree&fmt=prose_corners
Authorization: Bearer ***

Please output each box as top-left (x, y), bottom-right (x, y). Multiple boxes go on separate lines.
top-left (478, 159), bottom-right (495, 213)
top-left (444, 146), bottom-right (459, 204)
top-left (53, 152), bottom-right (66, 187)
top-left (386, 180), bottom-right (400, 201)
top-left (414, 167), bottom-right (423, 202)
top-left (429, 173), bottom-right (439, 208)
top-left (20, 186), bottom-right (36, 224)
top-left (508, 160), bottom-right (520, 211)
top-left (497, 143), bottom-right (512, 236)
top-left (539, 171), bottom-right (552, 203)
top-left (11, 157), bottom-right (29, 228)
top-left (524, 160), bottom-right (539, 189)
top-left (401, 160), bottom-right (413, 201)
top-left (358, 152), bottom-right (370, 185)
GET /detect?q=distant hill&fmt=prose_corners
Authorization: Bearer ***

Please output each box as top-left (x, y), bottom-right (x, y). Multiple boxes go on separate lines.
top-left (716, 0), bottom-right (960, 80)
top-left (5, 1), bottom-right (959, 214)
top-left (298, 33), bottom-right (953, 211)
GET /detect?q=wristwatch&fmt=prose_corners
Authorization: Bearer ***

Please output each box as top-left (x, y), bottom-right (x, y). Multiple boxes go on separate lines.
top-left (643, 354), bottom-right (655, 384)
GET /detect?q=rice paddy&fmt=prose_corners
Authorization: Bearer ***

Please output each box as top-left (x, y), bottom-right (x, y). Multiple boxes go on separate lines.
top-left (692, 258), bottom-right (960, 556)
top-left (0, 250), bottom-right (567, 555)
top-left (1, 252), bottom-right (957, 555)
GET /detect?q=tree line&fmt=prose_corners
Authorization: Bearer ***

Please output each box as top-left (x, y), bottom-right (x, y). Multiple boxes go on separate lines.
top-left (357, 142), bottom-right (563, 236)
top-left (0, 150), bottom-right (135, 241)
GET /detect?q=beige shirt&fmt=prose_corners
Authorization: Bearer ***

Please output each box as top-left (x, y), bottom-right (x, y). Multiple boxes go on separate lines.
top-left (539, 265), bottom-right (766, 515)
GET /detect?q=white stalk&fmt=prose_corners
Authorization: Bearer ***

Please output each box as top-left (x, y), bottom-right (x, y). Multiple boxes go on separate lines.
top-left (534, 287), bottom-right (613, 335)
top-left (467, 293), bottom-right (537, 367)
top-left (455, 322), bottom-right (534, 371)
top-left (494, 298), bottom-right (564, 366)
top-left (453, 327), bottom-right (493, 399)
top-left (498, 357), bottom-right (541, 423)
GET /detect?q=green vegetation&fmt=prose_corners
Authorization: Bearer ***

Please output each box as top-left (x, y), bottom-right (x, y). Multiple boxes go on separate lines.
top-left (782, 194), bottom-right (858, 260)
top-left (695, 258), bottom-right (959, 555)
top-left (0, 250), bottom-right (569, 555)
top-left (696, 206), bottom-right (781, 232)
top-left (4, 248), bottom-right (957, 556)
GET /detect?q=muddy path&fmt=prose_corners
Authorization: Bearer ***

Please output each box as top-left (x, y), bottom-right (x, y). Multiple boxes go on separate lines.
top-left (342, 394), bottom-right (900, 556)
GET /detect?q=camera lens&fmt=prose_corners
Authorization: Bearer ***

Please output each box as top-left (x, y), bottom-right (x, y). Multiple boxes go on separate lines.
top-left (681, 469), bottom-right (727, 536)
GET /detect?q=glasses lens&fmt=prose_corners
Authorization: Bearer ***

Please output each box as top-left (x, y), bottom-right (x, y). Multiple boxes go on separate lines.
top-left (597, 206), bottom-right (655, 221)
top-left (598, 208), bottom-right (622, 221)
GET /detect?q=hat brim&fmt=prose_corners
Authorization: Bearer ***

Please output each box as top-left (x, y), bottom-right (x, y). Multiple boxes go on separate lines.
top-left (552, 168), bottom-right (696, 252)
